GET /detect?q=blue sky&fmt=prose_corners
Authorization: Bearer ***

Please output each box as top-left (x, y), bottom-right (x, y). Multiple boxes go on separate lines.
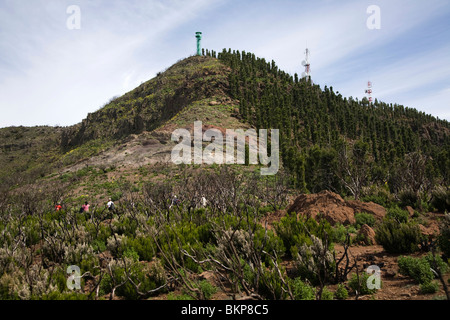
top-left (0, 0), bottom-right (449, 128)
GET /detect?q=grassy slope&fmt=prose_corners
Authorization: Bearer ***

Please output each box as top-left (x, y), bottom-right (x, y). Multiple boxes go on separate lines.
top-left (0, 55), bottom-right (237, 193)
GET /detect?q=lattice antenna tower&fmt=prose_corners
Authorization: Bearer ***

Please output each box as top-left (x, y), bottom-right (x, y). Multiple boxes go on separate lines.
top-left (365, 81), bottom-right (373, 105)
top-left (301, 48), bottom-right (312, 83)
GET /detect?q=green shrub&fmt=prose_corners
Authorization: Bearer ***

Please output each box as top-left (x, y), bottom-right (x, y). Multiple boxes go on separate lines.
top-left (91, 239), bottom-right (107, 253)
top-left (398, 189), bottom-right (418, 208)
top-left (386, 206), bottom-right (410, 223)
top-left (361, 185), bottom-right (393, 207)
top-left (424, 252), bottom-right (449, 275)
top-left (375, 219), bottom-right (422, 254)
top-left (290, 277), bottom-right (315, 300)
top-left (397, 256), bottom-right (434, 284)
top-left (419, 281), bottom-right (439, 294)
top-left (256, 264), bottom-right (286, 300)
top-left (335, 284), bottom-right (348, 300)
top-left (294, 235), bottom-right (336, 286)
top-left (125, 236), bottom-right (155, 262)
top-left (249, 227), bottom-right (285, 266)
top-left (0, 274), bottom-right (20, 300)
top-left (198, 280), bottom-right (217, 300)
top-left (320, 287), bottom-right (334, 300)
top-left (39, 291), bottom-right (89, 300)
top-left (167, 292), bottom-right (194, 300)
top-left (354, 212), bottom-right (376, 228)
top-left (348, 272), bottom-right (380, 295)
top-left (123, 247), bottom-right (140, 262)
top-left (332, 224), bottom-right (355, 244)
top-left (431, 186), bottom-right (450, 212)
top-left (438, 213), bottom-right (450, 258)
top-left (100, 259), bottom-right (167, 300)
top-left (274, 213), bottom-right (334, 257)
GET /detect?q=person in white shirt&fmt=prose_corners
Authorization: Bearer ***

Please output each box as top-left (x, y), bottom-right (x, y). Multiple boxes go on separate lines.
top-left (107, 198), bottom-right (115, 211)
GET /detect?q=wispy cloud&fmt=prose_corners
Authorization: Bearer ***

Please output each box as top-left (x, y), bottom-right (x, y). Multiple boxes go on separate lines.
top-left (0, 0), bottom-right (449, 127)
top-left (0, 0), bottom-right (224, 127)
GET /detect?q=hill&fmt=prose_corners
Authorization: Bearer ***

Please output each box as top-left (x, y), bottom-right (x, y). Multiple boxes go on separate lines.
top-left (0, 51), bottom-right (449, 302)
top-left (1, 52), bottom-right (449, 198)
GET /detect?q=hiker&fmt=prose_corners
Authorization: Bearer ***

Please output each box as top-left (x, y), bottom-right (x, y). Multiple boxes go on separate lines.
top-left (169, 195), bottom-right (180, 209)
top-left (201, 196), bottom-right (207, 208)
top-left (55, 203), bottom-right (62, 211)
top-left (107, 198), bottom-right (115, 211)
top-left (82, 201), bottom-right (90, 212)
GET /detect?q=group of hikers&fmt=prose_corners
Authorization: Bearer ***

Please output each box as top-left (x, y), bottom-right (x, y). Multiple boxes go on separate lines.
top-left (54, 198), bottom-right (115, 213)
top-left (54, 195), bottom-right (206, 214)
top-left (169, 195), bottom-right (207, 209)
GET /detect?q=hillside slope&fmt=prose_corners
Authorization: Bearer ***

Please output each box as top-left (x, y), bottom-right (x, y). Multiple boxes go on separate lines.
top-left (0, 51), bottom-right (449, 302)
top-left (0, 51), bottom-right (449, 197)
top-left (0, 55), bottom-right (243, 186)
top-left (60, 55), bottom-right (231, 149)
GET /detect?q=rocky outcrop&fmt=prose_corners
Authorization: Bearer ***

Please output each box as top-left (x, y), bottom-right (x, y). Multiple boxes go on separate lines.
top-left (358, 224), bottom-right (376, 245)
top-left (287, 190), bottom-right (387, 226)
top-left (287, 190), bottom-right (355, 225)
top-left (347, 200), bottom-right (387, 221)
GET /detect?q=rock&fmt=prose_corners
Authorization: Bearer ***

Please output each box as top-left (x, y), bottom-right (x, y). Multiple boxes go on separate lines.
top-left (209, 101), bottom-right (219, 106)
top-left (287, 191), bottom-right (389, 227)
top-left (358, 224), bottom-right (376, 245)
top-left (287, 190), bottom-right (356, 225)
top-left (419, 223), bottom-right (440, 237)
top-left (347, 200), bottom-right (386, 221)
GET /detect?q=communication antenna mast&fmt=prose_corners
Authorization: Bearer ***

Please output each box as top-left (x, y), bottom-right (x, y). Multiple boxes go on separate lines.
top-left (365, 81), bottom-right (373, 105)
top-left (195, 32), bottom-right (202, 56)
top-left (301, 48), bottom-right (311, 83)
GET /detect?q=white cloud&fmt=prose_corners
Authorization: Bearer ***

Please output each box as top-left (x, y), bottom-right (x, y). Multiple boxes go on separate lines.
top-left (0, 0), bottom-right (225, 127)
top-left (0, 0), bottom-right (449, 127)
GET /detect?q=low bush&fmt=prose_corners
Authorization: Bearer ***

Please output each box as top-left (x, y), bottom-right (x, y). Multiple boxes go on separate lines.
top-left (424, 252), bottom-right (449, 276)
top-left (361, 186), bottom-right (393, 208)
top-left (397, 256), bottom-right (434, 284)
top-left (198, 280), bottom-right (217, 300)
top-left (167, 292), bottom-right (194, 300)
top-left (335, 284), bottom-right (348, 300)
top-left (431, 186), bottom-right (450, 212)
top-left (375, 219), bottom-right (423, 254)
top-left (39, 291), bottom-right (89, 300)
top-left (354, 212), bottom-right (376, 228)
top-left (125, 236), bottom-right (156, 262)
top-left (274, 213), bottom-right (334, 257)
top-left (290, 277), bottom-right (315, 300)
top-left (386, 206), bottom-right (410, 223)
top-left (398, 189), bottom-right (418, 208)
top-left (438, 213), bottom-right (450, 258)
top-left (419, 281), bottom-right (439, 294)
top-left (320, 287), bottom-right (334, 300)
top-left (348, 272), bottom-right (380, 295)
top-left (100, 258), bottom-right (167, 300)
top-left (294, 236), bottom-right (335, 287)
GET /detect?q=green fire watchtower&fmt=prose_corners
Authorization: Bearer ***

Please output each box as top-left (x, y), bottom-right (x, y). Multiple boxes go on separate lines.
top-left (195, 32), bottom-right (202, 56)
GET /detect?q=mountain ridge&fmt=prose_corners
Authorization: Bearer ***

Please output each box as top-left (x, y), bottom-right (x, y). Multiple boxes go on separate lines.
top-left (0, 50), bottom-right (449, 194)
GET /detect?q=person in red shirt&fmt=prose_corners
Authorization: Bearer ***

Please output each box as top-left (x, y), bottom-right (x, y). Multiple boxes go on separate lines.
top-left (55, 203), bottom-right (62, 211)
top-left (82, 201), bottom-right (90, 212)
